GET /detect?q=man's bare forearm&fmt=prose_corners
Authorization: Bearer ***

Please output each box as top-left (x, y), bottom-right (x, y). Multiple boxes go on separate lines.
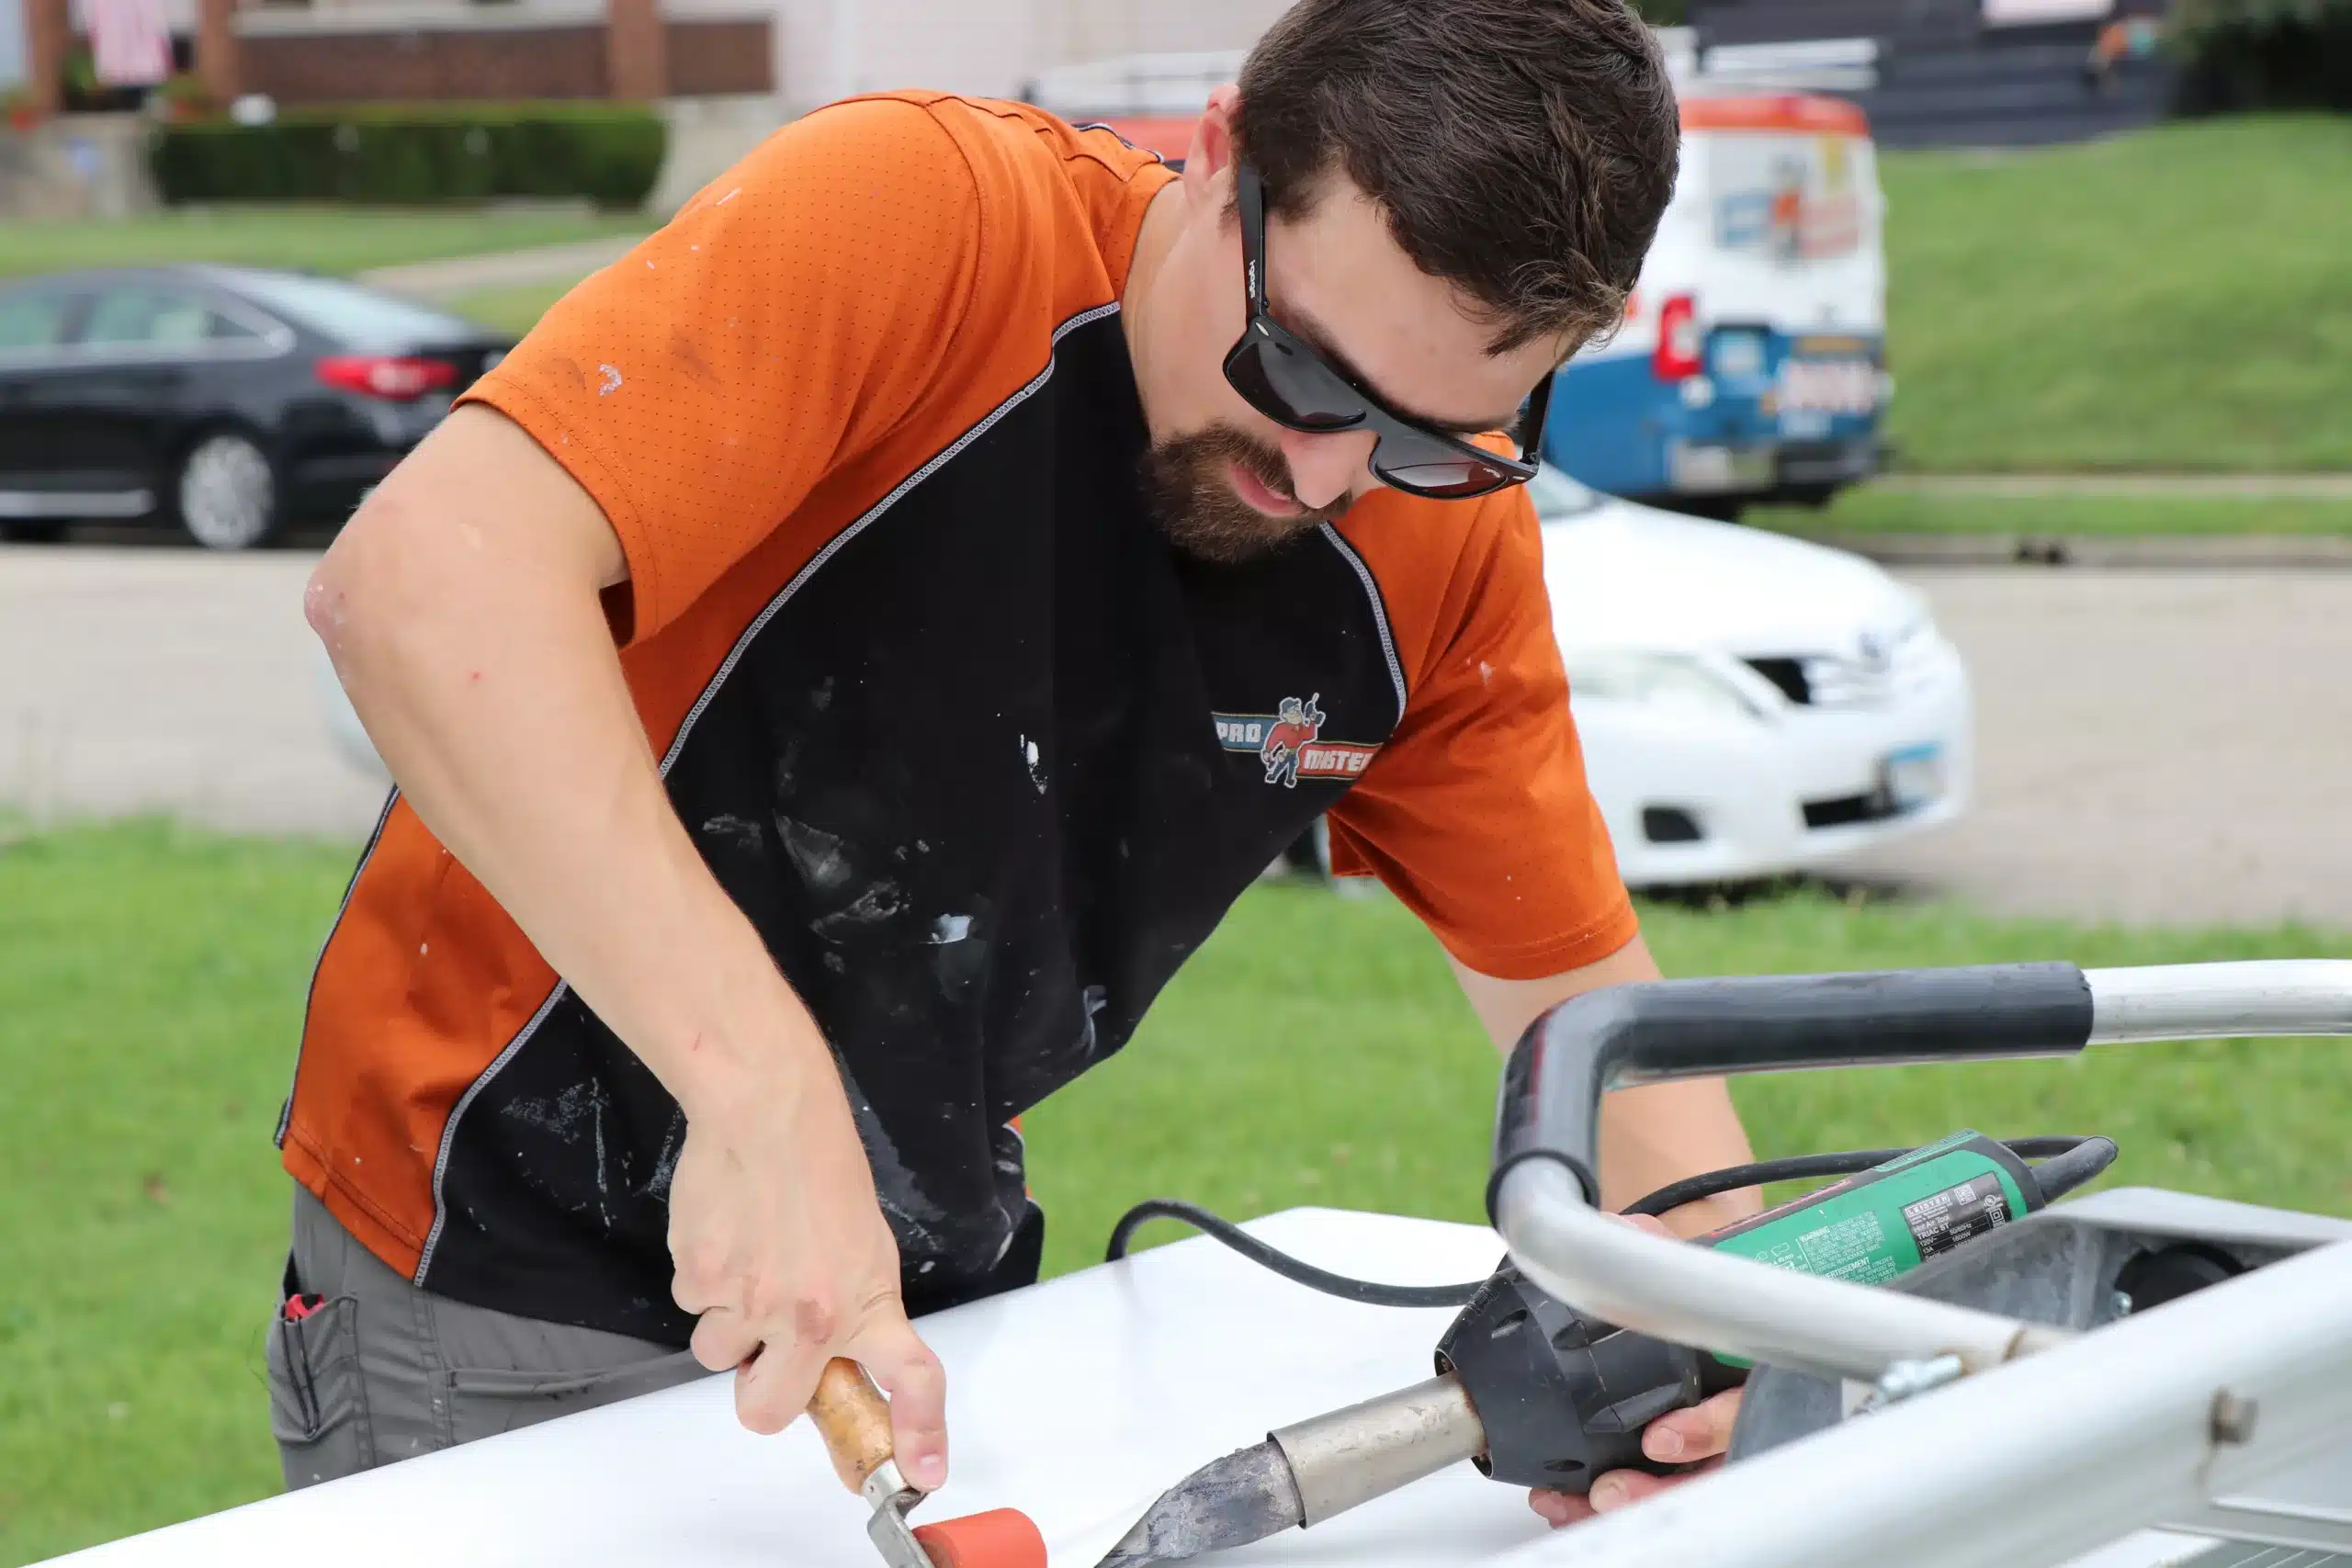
top-left (1451, 934), bottom-right (1759, 1234)
top-left (1592, 1078), bottom-right (1758, 1233)
top-left (308, 407), bottom-right (825, 1124)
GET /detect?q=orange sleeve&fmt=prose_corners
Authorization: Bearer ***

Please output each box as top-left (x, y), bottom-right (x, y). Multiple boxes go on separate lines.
top-left (454, 96), bottom-right (987, 645)
top-left (1326, 491), bottom-right (1639, 980)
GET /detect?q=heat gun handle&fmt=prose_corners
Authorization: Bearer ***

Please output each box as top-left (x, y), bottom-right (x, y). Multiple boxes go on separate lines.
top-left (1487, 964), bottom-right (2094, 1213)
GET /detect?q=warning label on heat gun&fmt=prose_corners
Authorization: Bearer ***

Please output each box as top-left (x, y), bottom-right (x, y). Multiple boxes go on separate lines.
top-left (1901, 1174), bottom-right (2013, 1259)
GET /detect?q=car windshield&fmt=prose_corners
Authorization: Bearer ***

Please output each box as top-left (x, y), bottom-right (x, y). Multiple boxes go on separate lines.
top-left (219, 270), bottom-right (492, 351)
top-left (1525, 463), bottom-right (1603, 520)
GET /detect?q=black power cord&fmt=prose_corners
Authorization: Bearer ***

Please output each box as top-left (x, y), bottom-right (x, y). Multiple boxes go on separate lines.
top-left (1102, 1135), bottom-right (2119, 1311)
top-left (1103, 1199), bottom-right (1482, 1308)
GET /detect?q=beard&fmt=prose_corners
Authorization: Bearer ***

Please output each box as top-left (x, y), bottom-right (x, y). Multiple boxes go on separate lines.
top-left (1139, 423), bottom-right (1349, 564)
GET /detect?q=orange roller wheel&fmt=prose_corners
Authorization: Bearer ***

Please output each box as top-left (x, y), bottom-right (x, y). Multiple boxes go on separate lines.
top-left (912, 1507), bottom-right (1048, 1568)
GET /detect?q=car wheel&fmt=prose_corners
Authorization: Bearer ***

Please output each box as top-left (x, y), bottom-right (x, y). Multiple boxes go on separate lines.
top-left (175, 431), bottom-right (282, 551)
top-left (0, 521), bottom-right (67, 544)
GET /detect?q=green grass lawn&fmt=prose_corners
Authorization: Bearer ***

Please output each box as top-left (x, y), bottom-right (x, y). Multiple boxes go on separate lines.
top-left (5, 821), bottom-right (2347, 1562)
top-left (0, 208), bottom-right (650, 282)
top-left (1879, 115), bottom-right (2352, 474)
top-left (446, 279), bottom-right (582, 336)
top-left (1748, 485), bottom-right (2352, 538)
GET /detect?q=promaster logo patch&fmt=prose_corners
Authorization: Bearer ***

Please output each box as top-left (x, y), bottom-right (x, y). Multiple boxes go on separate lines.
top-left (1214, 694), bottom-right (1380, 789)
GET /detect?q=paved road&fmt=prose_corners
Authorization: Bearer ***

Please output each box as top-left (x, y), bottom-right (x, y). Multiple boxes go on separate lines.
top-left (0, 545), bottom-right (388, 840)
top-left (5, 546), bottom-right (2349, 928)
top-left (1839, 567), bottom-right (2352, 928)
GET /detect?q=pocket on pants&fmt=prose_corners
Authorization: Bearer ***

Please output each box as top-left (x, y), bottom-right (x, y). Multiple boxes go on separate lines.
top-left (266, 1263), bottom-right (371, 1487)
top-left (445, 1348), bottom-right (706, 1446)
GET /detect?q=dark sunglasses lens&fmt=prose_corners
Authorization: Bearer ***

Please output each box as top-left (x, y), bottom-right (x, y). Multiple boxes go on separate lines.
top-left (1373, 438), bottom-right (1516, 498)
top-left (1227, 332), bottom-right (1363, 432)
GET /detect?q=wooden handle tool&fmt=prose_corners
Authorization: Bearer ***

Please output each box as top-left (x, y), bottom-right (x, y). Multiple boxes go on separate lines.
top-left (807, 1357), bottom-right (1048, 1568)
top-left (808, 1357), bottom-right (902, 1493)
top-left (808, 1358), bottom-right (934, 1568)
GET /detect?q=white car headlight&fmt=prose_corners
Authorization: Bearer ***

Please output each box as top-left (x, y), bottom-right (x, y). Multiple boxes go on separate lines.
top-left (1562, 650), bottom-right (1763, 720)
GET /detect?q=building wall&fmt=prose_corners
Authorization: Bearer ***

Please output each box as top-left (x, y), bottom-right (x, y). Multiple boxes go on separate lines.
top-left (243, 25), bottom-right (607, 99)
top-left (665, 17), bottom-right (769, 95)
top-left (236, 14), bottom-right (770, 101)
top-left (771, 0), bottom-right (1293, 117)
top-left (1, 0), bottom-right (26, 87)
top-left (1043, 0), bottom-right (1291, 67)
top-left (0, 111), bottom-right (154, 216)
top-left (7, 0), bottom-right (1288, 108)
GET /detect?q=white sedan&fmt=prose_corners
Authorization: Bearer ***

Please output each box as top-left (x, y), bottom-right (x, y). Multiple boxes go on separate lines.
top-left (1531, 465), bottom-right (1971, 886)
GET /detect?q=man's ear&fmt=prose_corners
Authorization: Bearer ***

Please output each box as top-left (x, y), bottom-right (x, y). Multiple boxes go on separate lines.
top-left (1185, 85), bottom-right (1242, 204)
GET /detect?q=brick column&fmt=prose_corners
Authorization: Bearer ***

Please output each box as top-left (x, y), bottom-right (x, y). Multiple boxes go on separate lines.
top-left (27, 0), bottom-right (70, 116)
top-left (605, 0), bottom-right (668, 101)
top-left (197, 0), bottom-right (241, 106)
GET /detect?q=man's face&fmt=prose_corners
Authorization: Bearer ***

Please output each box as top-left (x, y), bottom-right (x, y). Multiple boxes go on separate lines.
top-left (1130, 91), bottom-right (1570, 563)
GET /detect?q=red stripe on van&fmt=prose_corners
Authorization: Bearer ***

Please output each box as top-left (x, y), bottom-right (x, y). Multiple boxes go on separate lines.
top-left (1678, 93), bottom-right (1871, 137)
top-left (1093, 92), bottom-right (1868, 164)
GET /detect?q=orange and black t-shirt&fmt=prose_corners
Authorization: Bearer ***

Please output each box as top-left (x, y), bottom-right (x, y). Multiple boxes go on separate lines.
top-left (279, 92), bottom-right (1638, 1341)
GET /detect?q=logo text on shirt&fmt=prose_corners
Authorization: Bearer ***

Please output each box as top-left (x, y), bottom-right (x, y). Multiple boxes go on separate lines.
top-left (1213, 694), bottom-right (1380, 789)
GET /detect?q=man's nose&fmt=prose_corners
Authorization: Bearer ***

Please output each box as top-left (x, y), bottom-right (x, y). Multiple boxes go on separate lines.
top-left (1279, 429), bottom-right (1377, 511)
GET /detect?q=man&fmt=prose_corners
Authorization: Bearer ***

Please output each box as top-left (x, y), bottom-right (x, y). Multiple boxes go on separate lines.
top-left (274, 0), bottom-right (1758, 1529)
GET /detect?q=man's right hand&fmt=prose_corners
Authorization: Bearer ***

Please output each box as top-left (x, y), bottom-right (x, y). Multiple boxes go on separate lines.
top-left (667, 1077), bottom-right (949, 1494)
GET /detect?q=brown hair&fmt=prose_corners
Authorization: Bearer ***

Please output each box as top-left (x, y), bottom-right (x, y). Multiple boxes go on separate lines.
top-left (1234, 0), bottom-right (1680, 355)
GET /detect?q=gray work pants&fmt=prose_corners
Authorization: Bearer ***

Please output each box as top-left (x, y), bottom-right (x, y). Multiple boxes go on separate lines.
top-left (264, 1184), bottom-right (709, 1490)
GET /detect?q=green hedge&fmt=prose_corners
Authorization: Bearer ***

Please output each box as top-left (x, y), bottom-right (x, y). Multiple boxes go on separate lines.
top-left (2174, 0), bottom-right (2352, 112)
top-left (150, 102), bottom-right (668, 209)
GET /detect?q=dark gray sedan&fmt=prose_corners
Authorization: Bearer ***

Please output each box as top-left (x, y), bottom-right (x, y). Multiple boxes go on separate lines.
top-left (0, 265), bottom-right (514, 549)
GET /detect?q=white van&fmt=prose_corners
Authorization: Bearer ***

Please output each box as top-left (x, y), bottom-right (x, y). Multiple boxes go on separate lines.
top-left (1543, 92), bottom-right (1891, 517)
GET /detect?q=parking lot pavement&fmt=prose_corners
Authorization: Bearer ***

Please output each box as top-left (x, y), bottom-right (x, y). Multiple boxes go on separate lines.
top-left (6, 546), bottom-right (2351, 930)
top-left (1841, 567), bottom-right (2352, 929)
top-left (0, 545), bottom-right (389, 840)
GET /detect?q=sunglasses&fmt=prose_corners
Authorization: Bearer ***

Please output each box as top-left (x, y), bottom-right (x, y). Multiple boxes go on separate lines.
top-left (1221, 161), bottom-right (1555, 500)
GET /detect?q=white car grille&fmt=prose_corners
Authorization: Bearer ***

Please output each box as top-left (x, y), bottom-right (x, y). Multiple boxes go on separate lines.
top-left (1742, 620), bottom-right (1950, 709)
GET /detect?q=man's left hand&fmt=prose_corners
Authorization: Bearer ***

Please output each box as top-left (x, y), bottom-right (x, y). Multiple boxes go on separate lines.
top-left (1523, 1213), bottom-right (1744, 1528)
top-left (1526, 1382), bottom-right (1740, 1526)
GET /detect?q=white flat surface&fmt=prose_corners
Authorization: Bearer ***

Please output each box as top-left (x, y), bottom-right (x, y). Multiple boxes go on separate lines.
top-left (44, 1210), bottom-right (1542, 1568)
top-left (39, 1207), bottom-right (2239, 1568)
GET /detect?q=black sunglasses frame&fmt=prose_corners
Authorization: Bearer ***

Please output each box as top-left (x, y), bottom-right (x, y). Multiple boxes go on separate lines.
top-left (1221, 161), bottom-right (1555, 501)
